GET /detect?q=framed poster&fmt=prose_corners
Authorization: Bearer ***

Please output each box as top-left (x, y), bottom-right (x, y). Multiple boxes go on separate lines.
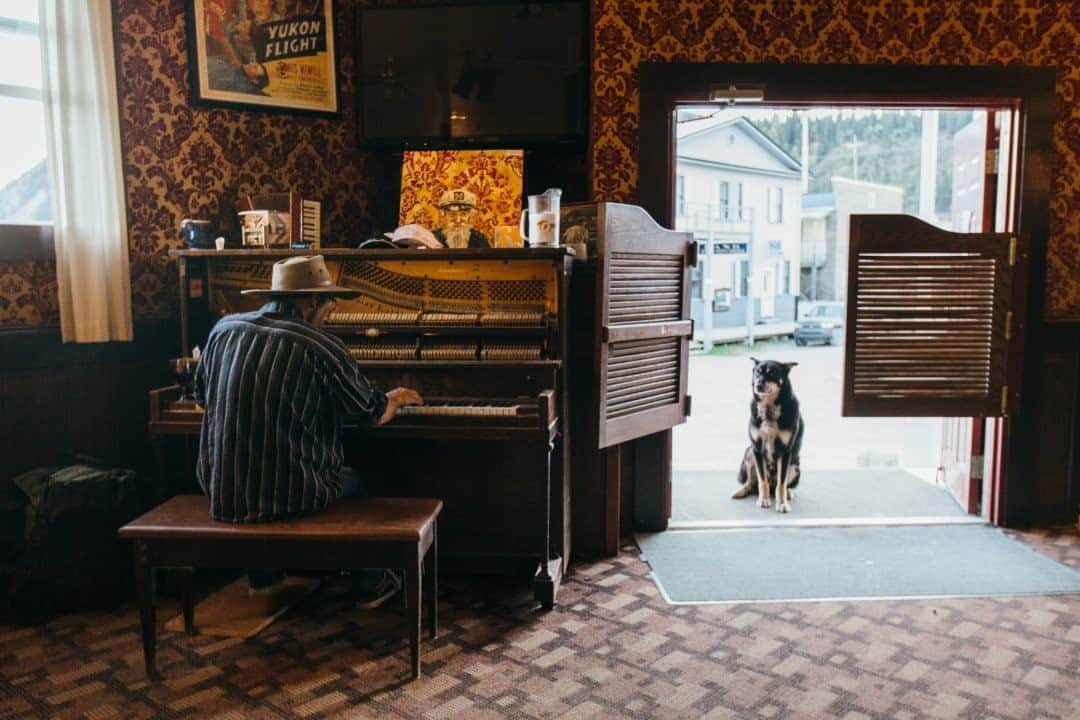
top-left (186, 0), bottom-right (338, 115)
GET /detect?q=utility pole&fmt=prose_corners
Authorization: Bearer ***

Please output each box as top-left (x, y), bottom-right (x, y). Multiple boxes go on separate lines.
top-left (919, 110), bottom-right (939, 222)
top-left (745, 227), bottom-right (755, 347)
top-left (800, 112), bottom-right (810, 193)
top-left (851, 133), bottom-right (860, 179)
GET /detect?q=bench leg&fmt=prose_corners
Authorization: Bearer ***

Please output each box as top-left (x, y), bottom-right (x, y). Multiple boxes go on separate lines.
top-left (406, 553), bottom-right (422, 679)
top-left (425, 522), bottom-right (437, 640)
top-left (133, 541), bottom-right (157, 678)
top-left (179, 567), bottom-right (196, 636)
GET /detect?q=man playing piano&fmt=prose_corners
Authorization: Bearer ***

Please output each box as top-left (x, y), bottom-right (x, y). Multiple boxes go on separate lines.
top-left (194, 255), bottom-right (423, 606)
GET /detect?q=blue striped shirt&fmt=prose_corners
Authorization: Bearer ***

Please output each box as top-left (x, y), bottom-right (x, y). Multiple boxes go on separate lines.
top-left (193, 301), bottom-right (387, 522)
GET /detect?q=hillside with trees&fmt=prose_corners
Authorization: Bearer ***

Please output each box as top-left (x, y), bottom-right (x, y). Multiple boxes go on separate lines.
top-left (752, 110), bottom-right (974, 216)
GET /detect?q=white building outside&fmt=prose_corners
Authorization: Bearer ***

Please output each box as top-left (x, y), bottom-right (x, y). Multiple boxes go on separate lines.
top-left (675, 116), bottom-right (802, 340)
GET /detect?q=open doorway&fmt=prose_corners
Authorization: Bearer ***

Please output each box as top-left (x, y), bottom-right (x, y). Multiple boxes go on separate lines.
top-left (670, 104), bottom-right (1008, 527)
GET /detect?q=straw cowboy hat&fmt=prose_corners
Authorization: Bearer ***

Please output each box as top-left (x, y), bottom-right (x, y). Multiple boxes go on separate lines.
top-left (241, 255), bottom-right (360, 297)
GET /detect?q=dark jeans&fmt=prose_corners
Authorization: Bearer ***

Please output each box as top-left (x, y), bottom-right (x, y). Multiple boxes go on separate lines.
top-left (247, 468), bottom-right (365, 590)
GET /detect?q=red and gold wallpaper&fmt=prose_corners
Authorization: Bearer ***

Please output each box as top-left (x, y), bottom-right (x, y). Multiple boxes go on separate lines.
top-left (399, 150), bottom-right (525, 242)
top-left (2, 1), bottom-right (1079, 327)
top-left (591, 0), bottom-right (1080, 318)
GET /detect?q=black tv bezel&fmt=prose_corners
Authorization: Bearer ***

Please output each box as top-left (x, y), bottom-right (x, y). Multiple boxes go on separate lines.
top-left (354, 0), bottom-right (590, 151)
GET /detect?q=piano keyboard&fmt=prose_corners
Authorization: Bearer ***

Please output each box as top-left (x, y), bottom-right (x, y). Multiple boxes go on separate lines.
top-left (396, 400), bottom-right (524, 418)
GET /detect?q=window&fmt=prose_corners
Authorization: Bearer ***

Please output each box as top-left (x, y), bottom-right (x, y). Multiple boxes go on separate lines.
top-left (0, 3), bottom-right (52, 226)
top-left (768, 186), bottom-right (783, 223)
top-left (784, 259), bottom-right (791, 294)
top-left (675, 174), bottom-right (685, 216)
top-left (739, 260), bottom-right (749, 297)
top-left (716, 180), bottom-right (729, 218)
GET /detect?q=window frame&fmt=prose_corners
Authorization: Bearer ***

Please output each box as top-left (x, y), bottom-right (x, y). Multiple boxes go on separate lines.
top-left (0, 10), bottom-right (54, 261)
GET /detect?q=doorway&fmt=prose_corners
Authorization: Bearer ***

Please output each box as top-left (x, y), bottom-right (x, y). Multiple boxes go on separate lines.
top-left (671, 104), bottom-right (1004, 527)
top-left (632, 62), bottom-right (1053, 533)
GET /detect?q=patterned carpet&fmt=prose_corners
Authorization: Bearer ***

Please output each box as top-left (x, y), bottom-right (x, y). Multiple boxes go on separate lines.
top-left (1, 527), bottom-right (1078, 720)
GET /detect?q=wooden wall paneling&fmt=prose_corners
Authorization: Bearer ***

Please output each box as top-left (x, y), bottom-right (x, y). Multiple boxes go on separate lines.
top-left (0, 323), bottom-right (177, 485)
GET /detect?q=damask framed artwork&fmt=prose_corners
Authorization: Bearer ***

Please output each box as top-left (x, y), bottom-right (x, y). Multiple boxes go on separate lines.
top-left (186, 0), bottom-right (338, 115)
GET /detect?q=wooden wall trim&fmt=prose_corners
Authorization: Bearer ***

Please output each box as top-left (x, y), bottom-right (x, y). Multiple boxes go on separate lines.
top-left (0, 320), bottom-right (178, 371)
top-left (0, 224), bottom-right (54, 262)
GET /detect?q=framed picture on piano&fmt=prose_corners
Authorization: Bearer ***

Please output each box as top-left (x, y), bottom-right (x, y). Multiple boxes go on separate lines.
top-left (185, 0), bottom-right (340, 116)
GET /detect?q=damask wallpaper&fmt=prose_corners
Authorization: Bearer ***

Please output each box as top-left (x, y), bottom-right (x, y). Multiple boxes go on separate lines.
top-left (591, 0), bottom-right (1080, 318)
top-left (399, 150), bottom-right (524, 242)
top-left (2, 1), bottom-right (1079, 327)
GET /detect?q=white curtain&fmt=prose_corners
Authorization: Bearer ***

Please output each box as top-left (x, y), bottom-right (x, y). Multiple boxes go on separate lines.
top-left (40, 0), bottom-right (133, 342)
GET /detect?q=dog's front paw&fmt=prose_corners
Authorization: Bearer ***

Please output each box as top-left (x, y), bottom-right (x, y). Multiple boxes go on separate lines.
top-left (732, 484), bottom-right (752, 499)
top-left (757, 495), bottom-right (772, 509)
top-left (776, 500), bottom-right (791, 513)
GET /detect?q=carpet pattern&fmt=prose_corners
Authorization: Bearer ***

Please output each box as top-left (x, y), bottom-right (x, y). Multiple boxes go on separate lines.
top-left (1, 528), bottom-right (1078, 719)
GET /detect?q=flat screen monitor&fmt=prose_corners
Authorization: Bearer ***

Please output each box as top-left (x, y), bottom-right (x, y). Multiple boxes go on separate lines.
top-left (357, 1), bottom-right (587, 149)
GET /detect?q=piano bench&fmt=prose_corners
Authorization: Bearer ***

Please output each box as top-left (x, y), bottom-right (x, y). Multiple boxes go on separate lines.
top-left (118, 495), bottom-right (442, 680)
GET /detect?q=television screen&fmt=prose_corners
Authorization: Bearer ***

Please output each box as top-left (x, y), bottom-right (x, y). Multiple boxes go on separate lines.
top-left (357, 1), bottom-right (587, 148)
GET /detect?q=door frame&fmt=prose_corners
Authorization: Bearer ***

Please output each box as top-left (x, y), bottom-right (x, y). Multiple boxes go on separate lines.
top-left (638, 62), bottom-right (1056, 528)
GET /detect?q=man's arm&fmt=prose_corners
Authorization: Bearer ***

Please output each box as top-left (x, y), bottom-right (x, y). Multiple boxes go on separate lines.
top-left (321, 338), bottom-right (423, 424)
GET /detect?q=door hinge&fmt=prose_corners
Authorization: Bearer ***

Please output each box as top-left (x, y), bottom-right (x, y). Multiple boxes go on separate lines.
top-left (1008, 236), bottom-right (1017, 266)
top-left (1005, 311), bottom-right (1013, 341)
top-left (688, 240), bottom-right (699, 267)
top-left (986, 149), bottom-right (999, 175)
top-left (1001, 385), bottom-right (1009, 416)
top-left (970, 454), bottom-right (985, 480)
top-left (684, 395), bottom-right (692, 417)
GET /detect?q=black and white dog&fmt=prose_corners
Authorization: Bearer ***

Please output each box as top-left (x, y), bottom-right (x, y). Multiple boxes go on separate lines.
top-left (732, 358), bottom-right (804, 513)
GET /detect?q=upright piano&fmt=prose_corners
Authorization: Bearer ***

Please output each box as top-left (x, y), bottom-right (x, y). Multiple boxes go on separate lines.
top-left (158, 247), bottom-right (571, 607)
top-left (154, 204), bottom-right (695, 603)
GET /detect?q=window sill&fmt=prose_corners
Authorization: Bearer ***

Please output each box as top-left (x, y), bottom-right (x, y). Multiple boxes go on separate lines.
top-left (0, 224), bottom-right (54, 262)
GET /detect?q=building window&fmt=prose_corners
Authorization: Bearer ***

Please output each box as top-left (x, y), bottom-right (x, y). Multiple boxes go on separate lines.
top-left (0, 3), bottom-right (52, 225)
top-left (676, 174), bottom-right (685, 216)
top-left (768, 186), bottom-right (783, 224)
top-left (716, 181), bottom-right (729, 218)
top-left (784, 260), bottom-right (791, 294)
top-left (739, 260), bottom-right (749, 297)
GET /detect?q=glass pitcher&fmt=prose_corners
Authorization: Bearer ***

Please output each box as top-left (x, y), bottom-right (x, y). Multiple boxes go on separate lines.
top-left (518, 188), bottom-right (562, 247)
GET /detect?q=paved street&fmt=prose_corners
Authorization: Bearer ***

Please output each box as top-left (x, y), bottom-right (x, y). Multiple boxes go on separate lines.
top-left (673, 339), bottom-right (941, 477)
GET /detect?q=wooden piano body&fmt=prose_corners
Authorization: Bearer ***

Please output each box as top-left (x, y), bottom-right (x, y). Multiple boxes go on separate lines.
top-left (162, 248), bottom-right (571, 606)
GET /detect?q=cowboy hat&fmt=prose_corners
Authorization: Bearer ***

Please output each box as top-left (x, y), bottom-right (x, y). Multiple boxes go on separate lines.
top-left (240, 255), bottom-right (361, 297)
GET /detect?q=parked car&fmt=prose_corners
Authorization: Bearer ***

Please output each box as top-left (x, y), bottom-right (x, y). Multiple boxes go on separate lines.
top-left (794, 302), bottom-right (844, 345)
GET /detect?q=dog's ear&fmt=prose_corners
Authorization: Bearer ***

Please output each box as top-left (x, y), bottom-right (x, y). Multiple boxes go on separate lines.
top-left (750, 357), bottom-right (760, 365)
top-left (783, 362), bottom-right (799, 371)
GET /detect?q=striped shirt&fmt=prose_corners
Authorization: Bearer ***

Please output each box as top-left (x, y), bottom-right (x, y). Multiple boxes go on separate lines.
top-left (193, 300), bottom-right (387, 522)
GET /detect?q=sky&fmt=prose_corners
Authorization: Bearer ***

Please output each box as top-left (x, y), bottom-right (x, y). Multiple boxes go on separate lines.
top-left (0, 0), bottom-right (46, 191)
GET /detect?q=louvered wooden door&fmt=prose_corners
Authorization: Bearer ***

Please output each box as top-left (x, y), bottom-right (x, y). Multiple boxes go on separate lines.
top-left (844, 214), bottom-right (1023, 417)
top-left (597, 205), bottom-right (694, 448)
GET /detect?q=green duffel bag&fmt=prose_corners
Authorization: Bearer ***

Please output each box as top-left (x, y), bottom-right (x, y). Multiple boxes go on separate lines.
top-left (1, 464), bottom-right (145, 623)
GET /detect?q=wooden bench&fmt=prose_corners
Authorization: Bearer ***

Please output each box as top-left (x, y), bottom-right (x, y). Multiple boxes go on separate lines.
top-left (118, 495), bottom-right (441, 679)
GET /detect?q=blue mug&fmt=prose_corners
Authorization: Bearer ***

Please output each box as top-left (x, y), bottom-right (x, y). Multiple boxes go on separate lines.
top-left (180, 218), bottom-right (214, 249)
